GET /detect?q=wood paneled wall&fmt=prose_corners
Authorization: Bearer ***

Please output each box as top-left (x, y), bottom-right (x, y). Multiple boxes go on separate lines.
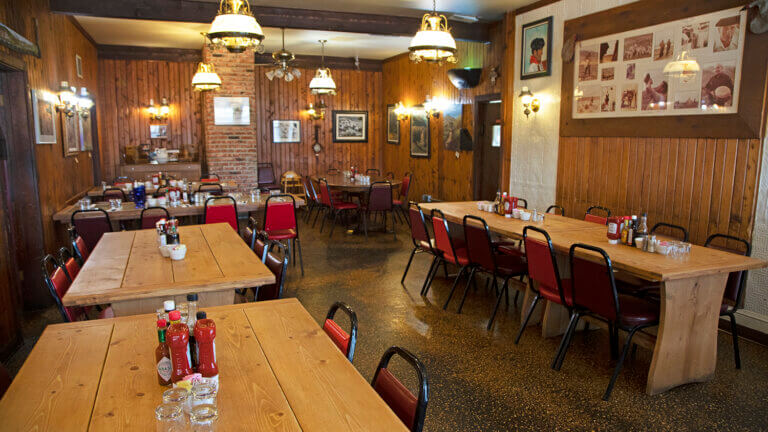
top-left (97, 59), bottom-right (202, 181)
top-left (253, 66), bottom-right (383, 177)
top-left (381, 21), bottom-right (505, 202)
top-left (556, 137), bottom-right (761, 246)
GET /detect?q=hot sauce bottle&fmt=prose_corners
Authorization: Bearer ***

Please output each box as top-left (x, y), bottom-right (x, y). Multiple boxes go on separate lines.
top-left (194, 312), bottom-right (219, 385)
top-left (167, 310), bottom-right (193, 382)
top-left (155, 319), bottom-right (172, 386)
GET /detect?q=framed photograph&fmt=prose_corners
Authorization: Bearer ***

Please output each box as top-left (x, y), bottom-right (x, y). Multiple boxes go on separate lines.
top-left (213, 96), bottom-right (250, 126)
top-left (78, 110), bottom-right (93, 151)
top-left (386, 104), bottom-right (399, 144)
top-left (521, 16), bottom-right (552, 80)
top-left (332, 110), bottom-right (368, 143)
top-left (272, 120), bottom-right (301, 143)
top-left (32, 90), bottom-right (56, 144)
top-left (442, 103), bottom-right (462, 151)
top-left (409, 107), bottom-right (430, 158)
top-left (150, 124), bottom-right (168, 139)
top-left (75, 54), bottom-right (83, 78)
top-left (61, 113), bottom-right (79, 156)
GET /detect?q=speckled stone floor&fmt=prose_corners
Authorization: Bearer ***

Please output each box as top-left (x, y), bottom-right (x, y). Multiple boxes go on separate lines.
top-left (7, 216), bottom-right (768, 430)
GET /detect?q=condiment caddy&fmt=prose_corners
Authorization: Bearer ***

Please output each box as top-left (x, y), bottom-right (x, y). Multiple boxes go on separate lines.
top-left (606, 213), bottom-right (691, 257)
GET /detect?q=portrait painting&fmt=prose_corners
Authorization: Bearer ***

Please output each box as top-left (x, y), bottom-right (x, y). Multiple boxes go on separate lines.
top-left (333, 111), bottom-right (368, 142)
top-left (520, 16), bottom-right (552, 80)
top-left (410, 107), bottom-right (430, 158)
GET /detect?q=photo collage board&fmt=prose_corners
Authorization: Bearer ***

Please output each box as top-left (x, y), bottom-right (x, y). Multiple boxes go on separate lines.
top-left (572, 7), bottom-right (746, 119)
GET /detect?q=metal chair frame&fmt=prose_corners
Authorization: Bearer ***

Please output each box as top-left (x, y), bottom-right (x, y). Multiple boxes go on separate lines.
top-left (325, 301), bottom-right (359, 362)
top-left (264, 194), bottom-right (303, 276)
top-left (371, 346), bottom-right (429, 432)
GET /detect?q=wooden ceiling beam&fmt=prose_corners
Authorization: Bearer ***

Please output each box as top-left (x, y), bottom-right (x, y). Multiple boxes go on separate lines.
top-left (97, 45), bottom-right (202, 62)
top-left (50, 0), bottom-right (490, 42)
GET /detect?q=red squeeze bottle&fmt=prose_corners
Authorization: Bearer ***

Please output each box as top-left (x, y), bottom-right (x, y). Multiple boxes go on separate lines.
top-left (166, 310), bottom-right (193, 382)
top-left (607, 216), bottom-right (622, 245)
top-left (194, 313), bottom-right (219, 383)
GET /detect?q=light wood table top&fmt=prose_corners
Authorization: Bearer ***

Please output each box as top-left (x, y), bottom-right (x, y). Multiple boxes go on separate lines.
top-left (0, 299), bottom-right (407, 431)
top-left (62, 223), bottom-right (275, 307)
top-left (313, 174), bottom-right (401, 192)
top-left (53, 193), bottom-right (304, 223)
top-left (87, 182), bottom-right (234, 198)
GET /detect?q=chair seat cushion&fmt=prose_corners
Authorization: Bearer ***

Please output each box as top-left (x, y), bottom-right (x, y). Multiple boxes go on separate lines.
top-left (443, 247), bottom-right (469, 266)
top-left (334, 202), bottom-right (359, 210)
top-left (495, 241), bottom-right (524, 257)
top-left (617, 295), bottom-right (659, 327)
top-left (539, 278), bottom-right (573, 306)
top-left (265, 228), bottom-right (297, 240)
top-left (495, 254), bottom-right (527, 276)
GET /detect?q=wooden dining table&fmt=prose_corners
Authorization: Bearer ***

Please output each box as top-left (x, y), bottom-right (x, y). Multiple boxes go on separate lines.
top-left (86, 181), bottom-right (235, 199)
top-left (62, 223), bottom-right (275, 316)
top-left (313, 174), bottom-right (402, 193)
top-left (0, 299), bottom-right (408, 431)
top-left (419, 201), bottom-right (767, 395)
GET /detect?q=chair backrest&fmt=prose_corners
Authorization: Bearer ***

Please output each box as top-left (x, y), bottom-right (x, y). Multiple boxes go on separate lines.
top-left (569, 243), bottom-right (620, 322)
top-left (71, 209), bottom-right (112, 252)
top-left (113, 176), bottom-right (131, 184)
top-left (585, 205), bottom-right (611, 225)
top-left (366, 168), bottom-right (381, 177)
top-left (253, 230), bottom-right (269, 262)
top-left (57, 247), bottom-right (80, 281)
top-left (141, 206), bottom-right (170, 230)
top-left (42, 254), bottom-right (83, 322)
top-left (523, 226), bottom-right (568, 305)
top-left (68, 226), bottom-right (89, 265)
top-left (368, 181), bottom-right (393, 212)
top-left (408, 203), bottom-right (431, 248)
top-left (256, 242), bottom-right (289, 301)
top-left (317, 178), bottom-right (333, 207)
top-left (323, 301), bottom-right (358, 362)
top-left (399, 173), bottom-right (412, 200)
top-left (258, 162), bottom-right (277, 186)
top-left (705, 234), bottom-right (752, 307)
top-left (200, 173), bottom-right (220, 182)
top-left (241, 216), bottom-right (258, 249)
top-left (546, 205), bottom-right (565, 216)
top-left (516, 198), bottom-right (528, 209)
top-left (430, 209), bottom-right (461, 264)
top-left (204, 196), bottom-right (239, 231)
top-left (264, 194), bottom-right (298, 232)
top-left (102, 187), bottom-right (126, 202)
top-left (650, 222), bottom-right (689, 242)
top-left (198, 183), bottom-right (223, 195)
top-left (371, 346), bottom-right (429, 432)
top-left (463, 215), bottom-right (497, 272)
top-left (301, 176), bottom-right (316, 202)
top-left (385, 171), bottom-right (395, 180)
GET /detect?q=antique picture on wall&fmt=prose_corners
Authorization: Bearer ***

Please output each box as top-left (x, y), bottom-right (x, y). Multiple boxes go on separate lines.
top-left (61, 113), bottom-right (79, 156)
top-left (32, 90), bottom-right (56, 144)
top-left (78, 111), bottom-right (93, 151)
top-left (409, 107), bottom-right (430, 158)
top-left (713, 16), bottom-right (739, 52)
top-left (332, 110), bottom-right (368, 142)
top-left (150, 124), bottom-right (168, 139)
top-left (272, 120), bottom-right (301, 143)
top-left (623, 34), bottom-right (653, 61)
top-left (520, 16), bottom-right (552, 80)
top-left (442, 104), bottom-right (462, 151)
top-left (213, 96), bottom-right (250, 125)
top-left (578, 45), bottom-right (598, 82)
top-left (76, 54), bottom-right (83, 78)
top-left (386, 104), bottom-right (399, 144)
top-left (700, 61), bottom-right (736, 107)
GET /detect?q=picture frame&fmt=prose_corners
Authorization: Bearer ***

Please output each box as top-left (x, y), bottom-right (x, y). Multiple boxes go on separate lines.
top-left (213, 96), bottom-right (250, 126)
top-left (78, 110), bottom-right (93, 151)
top-left (442, 103), bottom-right (462, 151)
top-left (32, 90), bottom-right (56, 144)
top-left (272, 120), bottom-right (301, 143)
top-left (332, 110), bottom-right (368, 143)
top-left (386, 104), bottom-right (399, 144)
top-left (61, 113), bottom-right (79, 156)
top-left (409, 107), bottom-right (430, 158)
top-left (75, 54), bottom-right (83, 78)
top-left (150, 124), bottom-right (168, 139)
top-left (521, 16), bottom-right (553, 80)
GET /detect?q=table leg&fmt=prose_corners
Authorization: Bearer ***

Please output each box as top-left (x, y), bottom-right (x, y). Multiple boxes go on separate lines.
top-left (646, 273), bottom-right (727, 395)
top-left (110, 290), bottom-right (237, 316)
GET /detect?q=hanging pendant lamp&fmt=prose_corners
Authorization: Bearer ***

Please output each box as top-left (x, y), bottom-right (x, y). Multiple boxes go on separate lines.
top-left (206, 0), bottom-right (265, 53)
top-left (408, 0), bottom-right (458, 64)
top-left (309, 40), bottom-right (337, 95)
top-left (193, 34), bottom-right (222, 91)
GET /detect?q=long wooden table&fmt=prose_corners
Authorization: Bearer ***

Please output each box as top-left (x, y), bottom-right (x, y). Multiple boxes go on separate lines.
top-left (420, 201), bottom-right (767, 395)
top-left (62, 223), bottom-right (275, 316)
top-left (86, 181), bottom-right (235, 199)
top-left (0, 299), bottom-right (408, 431)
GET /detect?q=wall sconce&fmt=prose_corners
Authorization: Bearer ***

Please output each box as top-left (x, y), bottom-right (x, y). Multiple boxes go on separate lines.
top-left (393, 101), bottom-right (410, 120)
top-left (518, 86), bottom-right (540, 118)
top-left (76, 87), bottom-right (94, 118)
top-left (148, 97), bottom-right (170, 120)
top-left (423, 95), bottom-right (448, 118)
top-left (307, 100), bottom-right (327, 120)
top-left (56, 81), bottom-right (77, 117)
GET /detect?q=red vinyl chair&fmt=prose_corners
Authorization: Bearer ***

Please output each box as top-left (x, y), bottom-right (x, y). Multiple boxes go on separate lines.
top-left (362, 181), bottom-right (396, 240)
top-left (422, 209), bottom-right (471, 309)
top-left (42, 254), bottom-right (86, 322)
top-left (141, 206), bottom-right (170, 230)
top-left (554, 244), bottom-right (659, 400)
top-left (57, 247), bottom-right (80, 281)
top-left (323, 302), bottom-right (358, 362)
top-left (264, 194), bottom-right (303, 276)
top-left (392, 173), bottom-right (412, 223)
top-left (69, 227), bottom-right (90, 265)
top-left (200, 173), bottom-right (220, 183)
top-left (71, 209), bottom-right (112, 253)
top-left (402, 203), bottom-right (436, 287)
top-left (584, 205), bottom-right (611, 225)
top-left (254, 242), bottom-right (289, 301)
top-left (257, 162), bottom-right (281, 192)
top-left (371, 346), bottom-right (429, 432)
top-left (204, 196), bottom-right (239, 232)
top-left (514, 226), bottom-right (573, 344)
top-left (462, 215), bottom-right (528, 329)
top-left (317, 178), bottom-right (359, 238)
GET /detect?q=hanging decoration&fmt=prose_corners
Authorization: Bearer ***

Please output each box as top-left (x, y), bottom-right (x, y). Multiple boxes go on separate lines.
top-left (266, 28), bottom-right (301, 82)
top-left (408, 0), bottom-right (458, 64)
top-left (206, 0), bottom-right (265, 53)
top-left (309, 40), bottom-right (337, 95)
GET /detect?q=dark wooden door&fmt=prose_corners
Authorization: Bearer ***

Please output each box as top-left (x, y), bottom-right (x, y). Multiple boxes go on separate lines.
top-left (474, 101), bottom-right (502, 200)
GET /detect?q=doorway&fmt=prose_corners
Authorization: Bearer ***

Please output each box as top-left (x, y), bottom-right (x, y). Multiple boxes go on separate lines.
top-left (473, 96), bottom-right (502, 201)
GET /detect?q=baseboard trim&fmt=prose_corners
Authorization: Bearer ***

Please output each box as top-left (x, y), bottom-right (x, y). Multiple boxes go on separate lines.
top-left (719, 310), bottom-right (768, 347)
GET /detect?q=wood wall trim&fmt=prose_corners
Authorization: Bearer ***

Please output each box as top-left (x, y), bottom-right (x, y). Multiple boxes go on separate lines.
top-left (49, 0), bottom-right (491, 42)
top-left (499, 12), bottom-right (515, 193)
top-left (254, 53), bottom-right (382, 72)
top-left (559, 0), bottom-right (768, 139)
top-left (514, 0), bottom-right (561, 16)
top-left (98, 45), bottom-right (202, 62)
top-left (67, 15), bottom-right (96, 46)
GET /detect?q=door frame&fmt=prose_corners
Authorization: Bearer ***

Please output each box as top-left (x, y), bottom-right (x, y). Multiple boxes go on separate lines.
top-left (472, 93), bottom-right (502, 200)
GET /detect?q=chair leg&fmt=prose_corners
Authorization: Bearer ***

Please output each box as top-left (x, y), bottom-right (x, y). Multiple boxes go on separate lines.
top-left (456, 267), bottom-right (477, 314)
top-left (727, 312), bottom-right (741, 369)
top-left (552, 312), bottom-right (581, 371)
top-left (421, 257), bottom-right (440, 296)
top-left (603, 327), bottom-right (640, 401)
top-left (363, 211), bottom-right (369, 239)
top-left (609, 324), bottom-right (619, 360)
top-left (392, 211), bottom-right (397, 240)
top-left (319, 208), bottom-right (327, 232)
top-left (442, 265), bottom-right (468, 310)
top-left (329, 211), bottom-right (338, 238)
top-left (514, 294), bottom-right (541, 344)
top-left (401, 247), bottom-right (418, 285)
top-left (291, 239), bottom-right (296, 267)
top-left (513, 290), bottom-right (520, 307)
top-left (487, 277), bottom-right (510, 330)
top-left (442, 261), bottom-right (449, 279)
top-left (296, 238), bottom-right (304, 276)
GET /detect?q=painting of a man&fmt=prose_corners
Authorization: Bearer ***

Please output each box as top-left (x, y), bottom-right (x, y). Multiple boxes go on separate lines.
top-left (521, 16), bottom-right (552, 79)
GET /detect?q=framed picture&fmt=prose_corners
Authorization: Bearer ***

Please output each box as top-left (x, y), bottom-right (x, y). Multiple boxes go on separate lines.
top-left (386, 104), bottom-right (399, 144)
top-left (150, 124), bottom-right (168, 139)
top-left (32, 90), bottom-right (56, 144)
top-left (272, 120), bottom-right (301, 143)
top-left (442, 103), bottom-right (462, 151)
top-left (409, 107), bottom-right (430, 158)
top-left (213, 96), bottom-right (250, 125)
top-left (332, 110), bottom-right (368, 143)
top-left (521, 16), bottom-right (553, 80)
top-left (61, 113), bottom-right (79, 156)
top-left (75, 54), bottom-right (83, 78)
top-left (78, 110), bottom-right (93, 151)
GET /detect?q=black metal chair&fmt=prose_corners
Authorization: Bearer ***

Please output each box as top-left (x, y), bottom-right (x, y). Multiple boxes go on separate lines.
top-left (101, 187), bottom-right (127, 202)
top-left (402, 203), bottom-right (437, 289)
top-left (204, 196), bottom-right (239, 232)
top-left (650, 222), bottom-right (689, 242)
top-left (366, 168), bottom-right (381, 177)
top-left (254, 241), bottom-right (289, 301)
top-left (546, 205), bottom-right (565, 216)
top-left (516, 198), bottom-right (528, 209)
top-left (71, 209), bottom-right (113, 253)
top-left (140, 206), bottom-right (170, 230)
top-left (241, 216), bottom-right (259, 250)
top-left (198, 183), bottom-right (224, 195)
top-left (585, 205), bottom-right (611, 224)
top-left (362, 181), bottom-right (396, 240)
top-left (323, 302), bottom-right (358, 362)
top-left (57, 247), bottom-right (80, 282)
top-left (371, 346), bottom-right (429, 432)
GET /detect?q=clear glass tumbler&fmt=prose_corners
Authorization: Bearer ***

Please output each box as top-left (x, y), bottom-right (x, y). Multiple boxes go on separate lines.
top-left (189, 404), bottom-right (218, 431)
top-left (155, 403), bottom-right (184, 432)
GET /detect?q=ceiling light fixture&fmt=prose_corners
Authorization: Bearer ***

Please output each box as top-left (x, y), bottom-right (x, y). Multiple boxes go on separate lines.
top-left (309, 40), bottom-right (337, 95)
top-left (408, 0), bottom-right (458, 65)
top-left (206, 0), bottom-right (265, 54)
top-left (266, 28), bottom-right (301, 82)
top-left (192, 62), bottom-right (222, 91)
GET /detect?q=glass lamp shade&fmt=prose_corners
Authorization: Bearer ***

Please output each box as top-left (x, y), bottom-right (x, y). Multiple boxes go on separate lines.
top-left (192, 63), bottom-right (222, 91)
top-left (77, 88), bottom-right (93, 110)
top-left (309, 68), bottom-right (337, 95)
top-left (58, 81), bottom-right (77, 107)
top-left (409, 14), bottom-right (457, 63)
top-left (207, 13), bottom-right (264, 53)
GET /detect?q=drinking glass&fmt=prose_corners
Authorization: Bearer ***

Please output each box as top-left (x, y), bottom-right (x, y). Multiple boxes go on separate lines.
top-left (189, 404), bottom-right (218, 431)
top-left (163, 387), bottom-right (191, 414)
top-left (191, 383), bottom-right (217, 408)
top-left (155, 403), bottom-right (184, 432)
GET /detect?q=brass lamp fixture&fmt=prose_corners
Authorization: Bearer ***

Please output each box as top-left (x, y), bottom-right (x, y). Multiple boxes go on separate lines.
top-left (309, 40), bottom-right (337, 95)
top-left (393, 102), bottom-right (410, 120)
top-left (307, 100), bottom-right (327, 120)
top-left (518, 86), bottom-right (539, 117)
top-left (408, 0), bottom-right (458, 64)
top-left (206, 0), bottom-right (265, 53)
top-left (76, 87), bottom-right (94, 117)
top-left (192, 62), bottom-right (222, 91)
top-left (266, 28), bottom-right (301, 82)
top-left (422, 95), bottom-right (448, 118)
top-left (148, 98), bottom-right (170, 120)
top-left (56, 81), bottom-right (77, 117)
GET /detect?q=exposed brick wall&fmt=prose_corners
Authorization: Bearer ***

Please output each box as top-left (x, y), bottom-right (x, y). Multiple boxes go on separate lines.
top-left (202, 46), bottom-right (258, 191)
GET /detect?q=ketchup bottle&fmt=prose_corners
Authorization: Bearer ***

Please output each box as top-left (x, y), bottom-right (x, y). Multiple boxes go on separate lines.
top-left (167, 310), bottom-right (193, 382)
top-left (607, 216), bottom-right (622, 245)
top-left (194, 312), bottom-right (219, 385)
